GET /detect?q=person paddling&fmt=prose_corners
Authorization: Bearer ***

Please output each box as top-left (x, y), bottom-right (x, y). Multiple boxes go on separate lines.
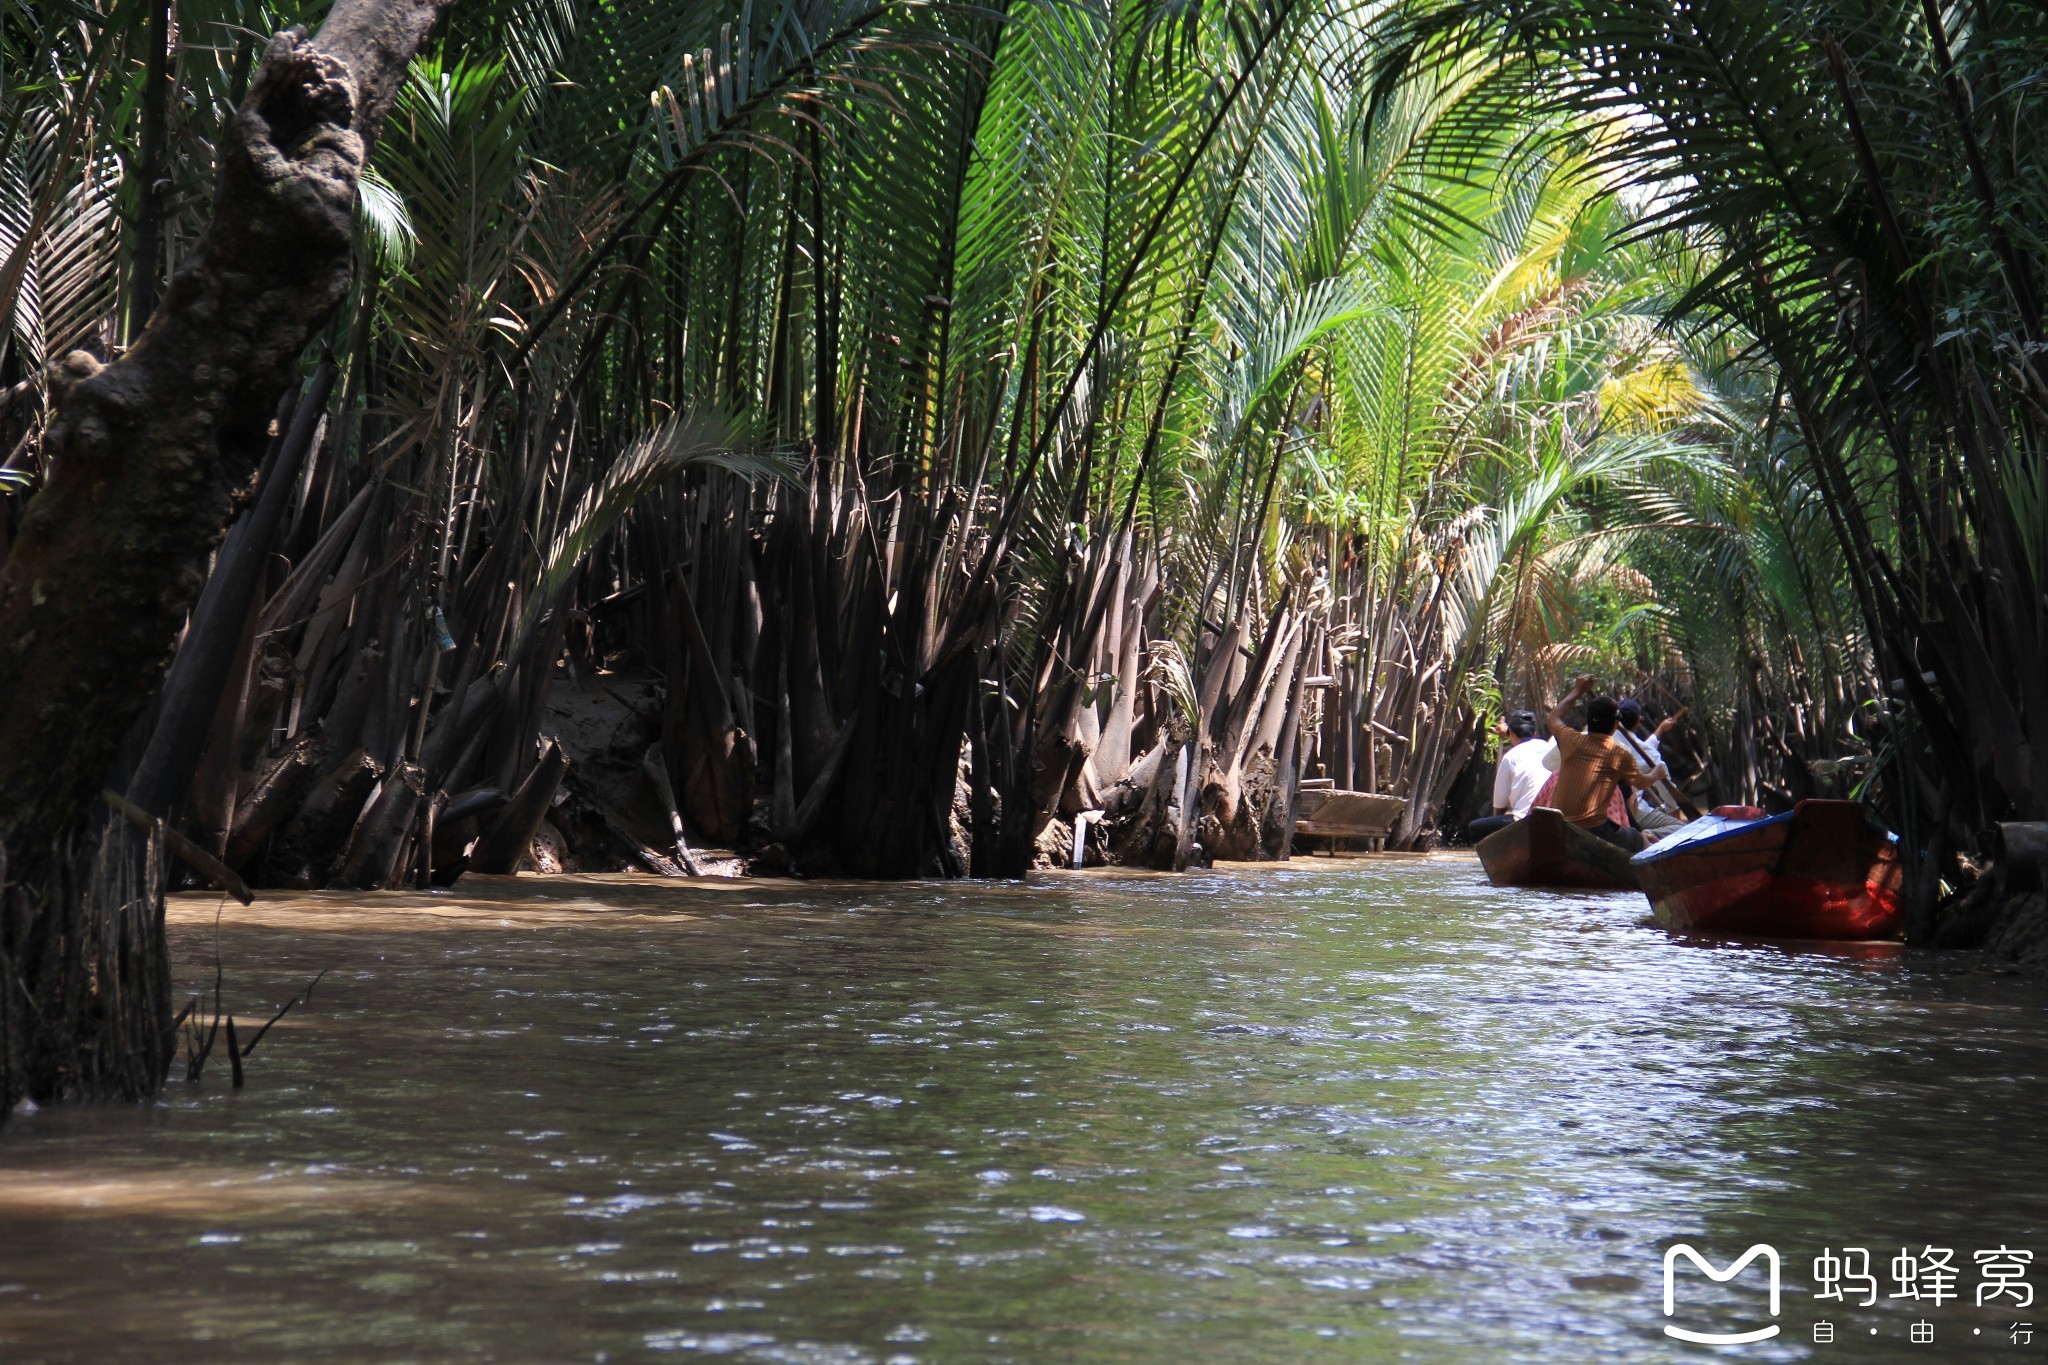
top-left (1618, 698), bottom-right (1682, 765)
top-left (1545, 676), bottom-right (1670, 853)
top-left (1613, 698), bottom-right (1691, 835)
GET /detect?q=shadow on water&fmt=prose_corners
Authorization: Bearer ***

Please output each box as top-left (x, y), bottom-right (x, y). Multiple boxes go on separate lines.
top-left (0, 861), bottom-right (2042, 1362)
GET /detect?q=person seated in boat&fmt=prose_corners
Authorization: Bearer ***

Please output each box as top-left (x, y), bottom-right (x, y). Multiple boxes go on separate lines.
top-left (1465, 709), bottom-right (1554, 843)
top-left (1616, 698), bottom-right (1684, 767)
top-left (1613, 699), bottom-right (1685, 839)
top-left (1545, 676), bottom-right (1670, 853)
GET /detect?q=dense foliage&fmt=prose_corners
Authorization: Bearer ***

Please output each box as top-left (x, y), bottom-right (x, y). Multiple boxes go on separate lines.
top-left (3, 0), bottom-right (2031, 918)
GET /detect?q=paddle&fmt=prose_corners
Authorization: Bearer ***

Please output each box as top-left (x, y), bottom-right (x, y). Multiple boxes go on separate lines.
top-left (1613, 726), bottom-right (1699, 822)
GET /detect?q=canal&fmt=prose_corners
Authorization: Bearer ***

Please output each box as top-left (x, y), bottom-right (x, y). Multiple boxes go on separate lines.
top-left (1, 859), bottom-right (2043, 1361)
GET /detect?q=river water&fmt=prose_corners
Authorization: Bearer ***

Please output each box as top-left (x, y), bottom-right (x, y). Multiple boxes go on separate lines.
top-left (2, 858), bottom-right (2045, 1362)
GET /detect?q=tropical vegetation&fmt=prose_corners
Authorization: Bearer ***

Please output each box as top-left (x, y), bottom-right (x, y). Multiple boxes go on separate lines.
top-left (0, 0), bottom-right (2039, 1106)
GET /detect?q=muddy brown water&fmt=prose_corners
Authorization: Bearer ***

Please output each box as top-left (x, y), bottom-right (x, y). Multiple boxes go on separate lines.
top-left (1, 859), bottom-right (2044, 1362)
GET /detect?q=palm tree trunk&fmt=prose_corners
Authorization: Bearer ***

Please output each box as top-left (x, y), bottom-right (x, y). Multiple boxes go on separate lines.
top-left (0, 0), bottom-right (454, 1117)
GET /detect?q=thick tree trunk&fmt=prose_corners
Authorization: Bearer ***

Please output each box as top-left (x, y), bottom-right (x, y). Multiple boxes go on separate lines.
top-left (0, 0), bottom-right (453, 1115)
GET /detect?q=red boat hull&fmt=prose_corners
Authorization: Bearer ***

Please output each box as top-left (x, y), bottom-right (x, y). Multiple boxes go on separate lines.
top-left (1633, 800), bottom-right (1903, 940)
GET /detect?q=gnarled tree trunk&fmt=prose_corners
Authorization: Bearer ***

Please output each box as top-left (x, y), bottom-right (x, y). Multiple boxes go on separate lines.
top-left (0, 0), bottom-right (453, 1116)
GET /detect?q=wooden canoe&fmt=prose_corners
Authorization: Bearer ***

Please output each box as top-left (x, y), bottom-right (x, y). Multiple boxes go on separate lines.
top-left (1475, 807), bottom-right (1639, 890)
top-left (1294, 789), bottom-right (1406, 842)
top-left (1630, 799), bottom-right (1903, 940)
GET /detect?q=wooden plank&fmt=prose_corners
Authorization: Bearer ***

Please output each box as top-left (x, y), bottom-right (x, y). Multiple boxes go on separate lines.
top-left (1296, 819), bottom-right (1400, 837)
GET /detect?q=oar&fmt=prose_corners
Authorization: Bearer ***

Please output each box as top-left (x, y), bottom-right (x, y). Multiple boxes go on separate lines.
top-left (1613, 728), bottom-right (1696, 821)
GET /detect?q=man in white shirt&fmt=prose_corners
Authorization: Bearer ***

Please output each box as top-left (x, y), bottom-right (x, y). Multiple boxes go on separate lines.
top-left (1465, 709), bottom-right (1555, 843)
top-left (1621, 701), bottom-right (1659, 766)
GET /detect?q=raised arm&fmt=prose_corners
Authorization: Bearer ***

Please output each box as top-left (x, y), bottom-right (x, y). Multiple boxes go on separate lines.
top-left (1655, 706), bottom-right (1688, 739)
top-left (1547, 675), bottom-right (1594, 742)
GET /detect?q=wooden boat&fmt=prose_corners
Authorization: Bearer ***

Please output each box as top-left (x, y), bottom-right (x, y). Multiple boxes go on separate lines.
top-left (1475, 806), bottom-right (1639, 890)
top-left (1294, 789), bottom-right (1406, 851)
top-left (1630, 799), bottom-right (1903, 939)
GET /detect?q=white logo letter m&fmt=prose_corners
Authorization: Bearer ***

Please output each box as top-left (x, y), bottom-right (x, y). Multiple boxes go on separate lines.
top-left (1663, 1244), bottom-right (1782, 1344)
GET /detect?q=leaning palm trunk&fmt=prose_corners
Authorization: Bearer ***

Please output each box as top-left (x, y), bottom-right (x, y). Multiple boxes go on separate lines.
top-left (0, 0), bottom-right (452, 1116)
